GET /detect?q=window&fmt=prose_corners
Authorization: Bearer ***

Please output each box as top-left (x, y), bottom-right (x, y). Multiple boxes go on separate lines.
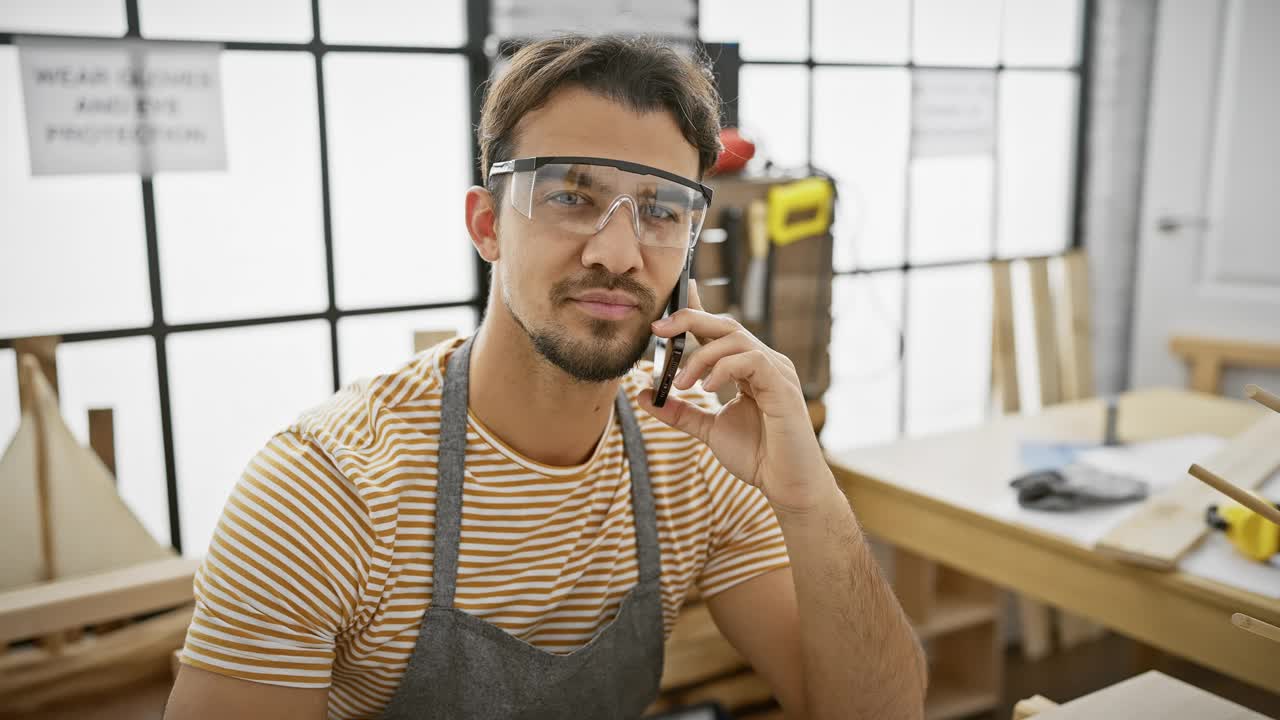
top-left (167, 321), bottom-right (332, 553)
top-left (0, 4), bottom-right (481, 552)
top-left (1, 0), bottom-right (1088, 552)
top-left (701, 0), bottom-right (1087, 447)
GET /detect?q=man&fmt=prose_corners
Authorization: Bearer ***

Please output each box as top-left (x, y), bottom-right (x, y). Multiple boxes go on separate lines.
top-left (165, 34), bottom-right (925, 720)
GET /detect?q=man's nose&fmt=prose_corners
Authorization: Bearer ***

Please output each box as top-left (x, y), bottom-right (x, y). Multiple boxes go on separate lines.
top-left (580, 197), bottom-right (644, 275)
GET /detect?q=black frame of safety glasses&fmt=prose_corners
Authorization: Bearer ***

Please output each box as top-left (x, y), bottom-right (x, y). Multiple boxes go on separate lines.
top-left (488, 156), bottom-right (715, 207)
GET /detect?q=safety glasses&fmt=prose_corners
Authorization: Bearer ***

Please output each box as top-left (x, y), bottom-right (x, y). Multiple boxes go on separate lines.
top-left (488, 156), bottom-right (714, 251)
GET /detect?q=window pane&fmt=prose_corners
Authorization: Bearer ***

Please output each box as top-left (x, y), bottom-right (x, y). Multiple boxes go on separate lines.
top-left (813, 68), bottom-right (908, 270)
top-left (337, 306), bottom-right (476, 385)
top-left (139, 0), bottom-right (312, 42)
top-left (167, 320), bottom-right (332, 555)
top-left (738, 65), bottom-right (809, 171)
top-left (0, 48), bottom-right (151, 338)
top-left (812, 0), bottom-right (909, 64)
top-left (155, 51), bottom-right (326, 324)
top-left (905, 264), bottom-right (991, 436)
top-left (325, 53), bottom-right (473, 310)
top-left (58, 337), bottom-right (169, 545)
top-left (699, 0), bottom-right (807, 61)
top-left (1002, 0), bottom-right (1081, 67)
top-left (997, 72), bottom-right (1077, 257)
top-left (0, 349), bottom-right (17, 454)
top-left (320, 0), bottom-right (465, 46)
top-left (0, 0), bottom-right (126, 35)
top-left (909, 156), bottom-right (993, 264)
top-left (822, 272), bottom-right (903, 451)
top-left (913, 0), bottom-right (1001, 67)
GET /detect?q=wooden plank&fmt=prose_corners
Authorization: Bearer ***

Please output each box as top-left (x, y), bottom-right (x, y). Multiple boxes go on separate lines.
top-left (990, 261), bottom-right (1019, 414)
top-left (413, 330), bottom-right (458, 354)
top-left (1033, 670), bottom-right (1268, 719)
top-left (87, 408), bottom-right (116, 480)
top-left (1017, 595), bottom-right (1054, 661)
top-left (1189, 357), bottom-right (1223, 394)
top-left (1056, 612), bottom-right (1107, 649)
top-left (1096, 412), bottom-right (1280, 569)
top-left (1170, 335), bottom-right (1280, 371)
top-left (0, 556), bottom-right (200, 644)
top-left (1058, 251), bottom-right (1094, 401)
top-left (1028, 258), bottom-right (1061, 406)
top-left (0, 605), bottom-right (191, 697)
top-left (1013, 695), bottom-right (1061, 720)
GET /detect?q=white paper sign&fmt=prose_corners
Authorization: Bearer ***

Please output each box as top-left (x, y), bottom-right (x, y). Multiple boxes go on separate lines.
top-left (912, 69), bottom-right (995, 157)
top-left (18, 38), bottom-right (227, 176)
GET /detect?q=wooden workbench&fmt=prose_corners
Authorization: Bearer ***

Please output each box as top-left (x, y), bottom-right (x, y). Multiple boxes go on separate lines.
top-left (828, 388), bottom-right (1280, 694)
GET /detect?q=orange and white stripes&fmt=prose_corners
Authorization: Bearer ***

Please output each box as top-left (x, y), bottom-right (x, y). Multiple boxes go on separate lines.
top-left (181, 337), bottom-right (790, 719)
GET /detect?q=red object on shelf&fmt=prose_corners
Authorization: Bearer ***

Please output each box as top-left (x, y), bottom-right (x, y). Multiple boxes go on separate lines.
top-left (710, 128), bottom-right (755, 176)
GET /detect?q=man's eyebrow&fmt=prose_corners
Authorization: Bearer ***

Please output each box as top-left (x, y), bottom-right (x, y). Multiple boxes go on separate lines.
top-left (562, 165), bottom-right (616, 195)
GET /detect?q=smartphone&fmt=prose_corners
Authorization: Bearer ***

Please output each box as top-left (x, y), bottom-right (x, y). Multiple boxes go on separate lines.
top-left (652, 257), bottom-right (691, 408)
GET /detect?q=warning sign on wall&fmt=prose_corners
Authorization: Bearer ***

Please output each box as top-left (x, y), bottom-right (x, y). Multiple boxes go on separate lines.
top-left (18, 38), bottom-right (227, 176)
top-left (912, 70), bottom-right (995, 158)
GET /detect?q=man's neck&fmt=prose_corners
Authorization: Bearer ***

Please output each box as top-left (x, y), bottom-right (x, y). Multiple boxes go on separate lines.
top-left (467, 309), bottom-right (623, 468)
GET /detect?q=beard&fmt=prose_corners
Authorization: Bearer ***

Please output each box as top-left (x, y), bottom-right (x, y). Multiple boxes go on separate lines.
top-left (503, 267), bottom-right (660, 383)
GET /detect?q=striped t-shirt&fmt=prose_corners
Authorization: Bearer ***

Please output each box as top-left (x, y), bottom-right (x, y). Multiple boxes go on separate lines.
top-left (181, 336), bottom-right (791, 718)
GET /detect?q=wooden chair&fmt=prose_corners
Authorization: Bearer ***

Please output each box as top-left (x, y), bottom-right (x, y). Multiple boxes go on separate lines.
top-left (1169, 336), bottom-right (1280, 395)
top-left (991, 251), bottom-right (1107, 660)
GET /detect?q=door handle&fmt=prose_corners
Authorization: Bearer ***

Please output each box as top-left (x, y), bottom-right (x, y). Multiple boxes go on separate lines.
top-left (1156, 215), bottom-right (1209, 234)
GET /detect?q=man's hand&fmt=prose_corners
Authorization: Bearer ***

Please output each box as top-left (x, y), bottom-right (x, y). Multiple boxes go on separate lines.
top-left (640, 280), bottom-right (834, 516)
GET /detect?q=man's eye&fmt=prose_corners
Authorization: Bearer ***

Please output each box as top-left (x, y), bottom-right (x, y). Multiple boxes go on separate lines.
top-left (643, 204), bottom-right (679, 222)
top-left (547, 191), bottom-right (589, 206)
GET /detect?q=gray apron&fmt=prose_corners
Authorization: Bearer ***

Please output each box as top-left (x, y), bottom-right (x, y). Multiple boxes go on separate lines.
top-left (382, 335), bottom-right (665, 720)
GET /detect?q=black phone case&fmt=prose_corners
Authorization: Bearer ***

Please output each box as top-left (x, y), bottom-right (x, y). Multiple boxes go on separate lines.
top-left (653, 256), bottom-right (692, 408)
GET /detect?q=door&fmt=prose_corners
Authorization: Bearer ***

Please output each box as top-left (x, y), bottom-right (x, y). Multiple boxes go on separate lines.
top-left (1129, 0), bottom-right (1280, 393)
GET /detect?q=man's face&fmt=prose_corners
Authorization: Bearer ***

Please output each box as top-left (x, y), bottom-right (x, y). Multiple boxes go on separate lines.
top-left (491, 86), bottom-right (700, 383)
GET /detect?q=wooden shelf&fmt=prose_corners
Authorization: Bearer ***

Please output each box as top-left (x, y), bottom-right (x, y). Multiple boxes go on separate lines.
top-left (926, 682), bottom-right (999, 720)
top-left (914, 594), bottom-right (1000, 641)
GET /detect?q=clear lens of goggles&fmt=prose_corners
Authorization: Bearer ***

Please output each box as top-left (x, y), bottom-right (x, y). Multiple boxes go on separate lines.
top-left (499, 160), bottom-right (709, 250)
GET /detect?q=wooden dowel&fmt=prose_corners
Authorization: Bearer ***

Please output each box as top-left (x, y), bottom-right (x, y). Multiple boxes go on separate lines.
top-left (1232, 613), bottom-right (1280, 644)
top-left (1188, 463), bottom-right (1280, 527)
top-left (1245, 384), bottom-right (1280, 414)
top-left (21, 355), bottom-right (66, 655)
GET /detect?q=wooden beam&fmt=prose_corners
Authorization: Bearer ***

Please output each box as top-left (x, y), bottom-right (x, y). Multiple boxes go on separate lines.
top-left (1170, 336), bottom-right (1280, 370)
top-left (0, 556), bottom-right (200, 645)
top-left (413, 330), bottom-right (458, 354)
top-left (1058, 251), bottom-right (1094, 401)
top-left (88, 408), bottom-right (117, 480)
top-left (1028, 258), bottom-right (1061, 406)
top-left (1245, 384), bottom-right (1280, 414)
top-left (990, 261), bottom-right (1019, 414)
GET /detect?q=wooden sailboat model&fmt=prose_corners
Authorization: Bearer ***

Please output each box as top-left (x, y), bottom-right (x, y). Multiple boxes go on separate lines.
top-left (0, 346), bottom-right (199, 714)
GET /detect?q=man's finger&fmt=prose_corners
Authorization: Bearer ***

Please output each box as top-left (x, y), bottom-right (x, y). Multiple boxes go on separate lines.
top-left (688, 278), bottom-right (705, 312)
top-left (637, 388), bottom-right (714, 442)
top-left (674, 330), bottom-right (758, 391)
top-left (652, 307), bottom-right (739, 347)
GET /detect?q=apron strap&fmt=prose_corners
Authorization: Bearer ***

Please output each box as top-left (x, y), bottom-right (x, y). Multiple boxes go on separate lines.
top-left (432, 334), bottom-right (475, 609)
top-left (615, 391), bottom-right (661, 585)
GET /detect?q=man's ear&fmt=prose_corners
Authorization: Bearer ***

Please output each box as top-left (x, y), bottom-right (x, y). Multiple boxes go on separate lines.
top-left (465, 186), bottom-right (500, 263)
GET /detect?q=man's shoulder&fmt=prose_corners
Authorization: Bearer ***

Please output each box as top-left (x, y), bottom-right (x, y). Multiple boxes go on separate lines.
top-left (290, 337), bottom-right (459, 452)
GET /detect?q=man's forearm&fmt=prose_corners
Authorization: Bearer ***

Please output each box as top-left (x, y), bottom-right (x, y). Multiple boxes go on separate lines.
top-left (776, 474), bottom-right (927, 720)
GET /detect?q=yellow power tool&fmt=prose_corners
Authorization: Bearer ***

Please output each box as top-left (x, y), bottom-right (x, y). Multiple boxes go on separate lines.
top-left (1206, 500), bottom-right (1280, 562)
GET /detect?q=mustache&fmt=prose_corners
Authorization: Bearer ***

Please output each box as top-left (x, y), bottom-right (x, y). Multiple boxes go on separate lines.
top-left (550, 269), bottom-right (658, 315)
